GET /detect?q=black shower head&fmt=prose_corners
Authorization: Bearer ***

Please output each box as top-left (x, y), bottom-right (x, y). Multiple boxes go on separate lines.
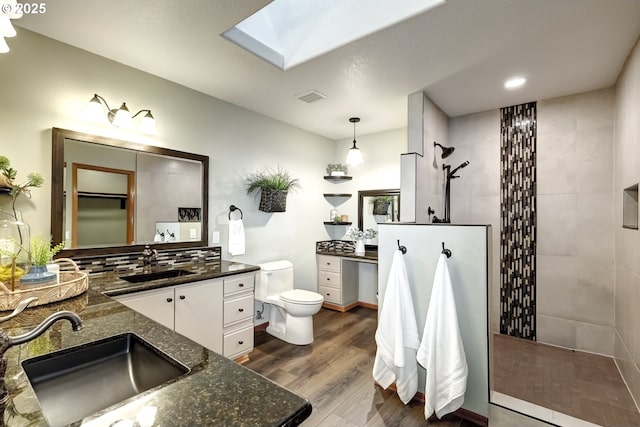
top-left (434, 142), bottom-right (455, 158)
top-left (449, 160), bottom-right (470, 177)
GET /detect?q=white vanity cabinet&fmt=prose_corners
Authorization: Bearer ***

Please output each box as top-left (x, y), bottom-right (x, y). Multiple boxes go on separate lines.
top-left (222, 273), bottom-right (255, 359)
top-left (317, 254), bottom-right (358, 311)
top-left (115, 278), bottom-right (226, 356)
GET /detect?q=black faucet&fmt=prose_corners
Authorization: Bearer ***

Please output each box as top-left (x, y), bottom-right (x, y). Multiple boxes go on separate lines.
top-left (0, 297), bottom-right (83, 404)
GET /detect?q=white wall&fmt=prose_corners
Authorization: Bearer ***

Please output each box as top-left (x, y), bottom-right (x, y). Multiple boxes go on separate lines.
top-left (613, 35), bottom-right (640, 408)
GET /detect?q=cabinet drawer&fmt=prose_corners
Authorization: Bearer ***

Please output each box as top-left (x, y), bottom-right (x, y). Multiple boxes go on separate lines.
top-left (318, 271), bottom-right (340, 288)
top-left (318, 255), bottom-right (341, 272)
top-left (224, 274), bottom-right (255, 295)
top-left (319, 285), bottom-right (341, 304)
top-left (223, 326), bottom-right (254, 358)
top-left (224, 294), bottom-right (253, 326)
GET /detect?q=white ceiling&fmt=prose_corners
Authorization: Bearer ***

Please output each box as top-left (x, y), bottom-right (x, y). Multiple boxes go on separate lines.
top-left (15, 0), bottom-right (640, 140)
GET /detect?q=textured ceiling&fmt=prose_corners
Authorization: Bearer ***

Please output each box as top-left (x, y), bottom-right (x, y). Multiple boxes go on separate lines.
top-left (16, 0), bottom-right (640, 140)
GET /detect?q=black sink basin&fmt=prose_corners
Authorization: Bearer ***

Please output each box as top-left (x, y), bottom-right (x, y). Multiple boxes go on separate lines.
top-left (119, 269), bottom-right (195, 283)
top-left (22, 333), bottom-right (189, 426)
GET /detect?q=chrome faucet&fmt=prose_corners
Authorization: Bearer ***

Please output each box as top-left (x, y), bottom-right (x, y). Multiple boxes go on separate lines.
top-left (142, 244), bottom-right (158, 267)
top-left (0, 298), bottom-right (83, 403)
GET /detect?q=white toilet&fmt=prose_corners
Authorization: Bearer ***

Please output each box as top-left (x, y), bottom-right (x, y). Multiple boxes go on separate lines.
top-left (257, 260), bottom-right (324, 345)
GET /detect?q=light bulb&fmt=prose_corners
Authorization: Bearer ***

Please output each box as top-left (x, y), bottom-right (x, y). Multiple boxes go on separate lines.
top-left (0, 17), bottom-right (16, 38)
top-left (140, 111), bottom-right (157, 134)
top-left (0, 36), bottom-right (9, 54)
top-left (346, 146), bottom-right (363, 166)
top-left (112, 103), bottom-right (132, 128)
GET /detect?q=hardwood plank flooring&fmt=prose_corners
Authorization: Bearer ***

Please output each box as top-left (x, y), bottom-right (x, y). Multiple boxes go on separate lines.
top-left (244, 307), bottom-right (474, 427)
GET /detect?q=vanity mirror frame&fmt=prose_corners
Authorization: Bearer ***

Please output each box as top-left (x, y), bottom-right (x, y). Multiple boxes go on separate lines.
top-left (51, 127), bottom-right (209, 257)
top-left (357, 189), bottom-right (400, 246)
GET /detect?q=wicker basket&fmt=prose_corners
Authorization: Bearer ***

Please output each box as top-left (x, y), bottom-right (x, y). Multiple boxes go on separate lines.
top-left (259, 188), bottom-right (288, 212)
top-left (0, 258), bottom-right (88, 312)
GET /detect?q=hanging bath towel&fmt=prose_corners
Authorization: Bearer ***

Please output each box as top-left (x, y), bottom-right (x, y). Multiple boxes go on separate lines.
top-left (417, 253), bottom-right (468, 419)
top-left (228, 218), bottom-right (245, 255)
top-left (373, 249), bottom-right (420, 404)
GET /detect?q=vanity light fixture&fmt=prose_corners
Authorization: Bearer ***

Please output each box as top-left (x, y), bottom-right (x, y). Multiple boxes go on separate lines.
top-left (346, 117), bottom-right (363, 166)
top-left (87, 94), bottom-right (157, 134)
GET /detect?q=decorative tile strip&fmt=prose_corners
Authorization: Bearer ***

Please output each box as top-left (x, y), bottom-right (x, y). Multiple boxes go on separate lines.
top-left (500, 102), bottom-right (537, 340)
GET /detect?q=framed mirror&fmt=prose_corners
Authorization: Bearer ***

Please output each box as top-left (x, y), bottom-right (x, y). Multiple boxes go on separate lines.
top-left (51, 128), bottom-right (209, 257)
top-left (357, 189), bottom-right (400, 246)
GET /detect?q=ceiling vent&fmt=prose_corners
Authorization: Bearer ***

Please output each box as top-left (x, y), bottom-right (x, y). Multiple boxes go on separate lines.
top-left (296, 90), bottom-right (327, 103)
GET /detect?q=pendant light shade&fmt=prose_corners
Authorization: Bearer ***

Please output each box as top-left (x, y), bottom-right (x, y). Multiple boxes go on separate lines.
top-left (346, 117), bottom-right (363, 166)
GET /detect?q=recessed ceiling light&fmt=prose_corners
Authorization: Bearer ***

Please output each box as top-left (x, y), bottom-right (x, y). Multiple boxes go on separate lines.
top-left (505, 77), bottom-right (526, 89)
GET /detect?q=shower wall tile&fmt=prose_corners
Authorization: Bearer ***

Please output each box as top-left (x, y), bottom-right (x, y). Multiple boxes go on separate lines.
top-left (576, 126), bottom-right (614, 194)
top-left (537, 131), bottom-right (577, 195)
top-left (575, 322), bottom-right (615, 355)
top-left (537, 96), bottom-right (577, 134)
top-left (576, 193), bottom-right (614, 259)
top-left (536, 315), bottom-right (576, 349)
top-left (576, 88), bottom-right (615, 131)
top-left (576, 257), bottom-right (614, 326)
top-left (537, 194), bottom-right (577, 256)
top-left (536, 255), bottom-right (577, 319)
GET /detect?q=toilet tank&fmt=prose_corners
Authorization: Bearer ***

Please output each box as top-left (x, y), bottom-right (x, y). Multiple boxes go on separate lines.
top-left (257, 260), bottom-right (294, 301)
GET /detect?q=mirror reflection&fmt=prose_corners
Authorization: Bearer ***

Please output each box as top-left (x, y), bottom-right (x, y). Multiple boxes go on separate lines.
top-left (52, 128), bottom-right (209, 255)
top-left (357, 189), bottom-right (400, 246)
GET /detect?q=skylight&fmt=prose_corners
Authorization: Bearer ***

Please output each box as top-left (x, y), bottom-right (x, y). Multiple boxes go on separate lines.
top-left (223, 0), bottom-right (446, 70)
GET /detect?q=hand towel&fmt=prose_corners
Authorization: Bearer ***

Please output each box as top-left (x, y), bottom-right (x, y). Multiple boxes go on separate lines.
top-left (228, 219), bottom-right (245, 256)
top-left (417, 253), bottom-right (468, 419)
top-left (373, 249), bottom-right (420, 404)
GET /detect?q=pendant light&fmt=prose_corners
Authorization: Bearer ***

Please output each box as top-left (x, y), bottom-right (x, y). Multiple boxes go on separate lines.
top-left (346, 117), bottom-right (363, 166)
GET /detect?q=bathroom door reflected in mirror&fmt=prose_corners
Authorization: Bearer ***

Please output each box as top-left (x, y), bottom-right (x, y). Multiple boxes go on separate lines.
top-left (357, 189), bottom-right (400, 246)
top-left (73, 163), bottom-right (135, 246)
top-left (52, 128), bottom-right (209, 256)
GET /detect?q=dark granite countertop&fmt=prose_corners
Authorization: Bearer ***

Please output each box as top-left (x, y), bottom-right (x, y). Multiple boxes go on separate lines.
top-left (316, 249), bottom-right (378, 262)
top-left (1, 260), bottom-right (311, 426)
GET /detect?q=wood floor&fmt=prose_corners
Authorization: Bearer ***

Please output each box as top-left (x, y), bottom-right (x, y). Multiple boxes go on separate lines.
top-left (244, 307), bottom-right (476, 427)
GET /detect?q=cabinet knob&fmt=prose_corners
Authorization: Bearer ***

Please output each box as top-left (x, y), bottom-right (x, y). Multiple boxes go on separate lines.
top-left (326, 293), bottom-right (330, 296)
top-left (166, 297), bottom-right (173, 303)
top-left (238, 308), bottom-right (244, 312)
top-left (179, 295), bottom-right (186, 300)
top-left (238, 340), bottom-right (244, 345)
top-left (238, 283), bottom-right (244, 287)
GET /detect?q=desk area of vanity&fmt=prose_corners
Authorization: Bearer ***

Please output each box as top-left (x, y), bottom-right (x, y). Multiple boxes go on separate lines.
top-left (315, 240), bottom-right (379, 312)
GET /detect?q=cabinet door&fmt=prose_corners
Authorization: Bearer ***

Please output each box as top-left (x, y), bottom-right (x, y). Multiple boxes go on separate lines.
top-left (114, 287), bottom-right (175, 330)
top-left (174, 279), bottom-right (223, 354)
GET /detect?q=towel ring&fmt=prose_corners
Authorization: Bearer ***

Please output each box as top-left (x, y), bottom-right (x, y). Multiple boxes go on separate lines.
top-left (229, 205), bottom-right (243, 220)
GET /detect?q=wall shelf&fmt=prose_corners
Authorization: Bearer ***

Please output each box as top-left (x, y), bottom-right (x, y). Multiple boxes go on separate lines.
top-left (323, 176), bottom-right (352, 182)
top-left (323, 193), bottom-right (352, 198)
top-left (323, 221), bottom-right (352, 226)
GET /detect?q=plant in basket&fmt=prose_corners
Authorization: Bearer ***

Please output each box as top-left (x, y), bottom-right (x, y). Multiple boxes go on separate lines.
top-left (246, 166), bottom-right (300, 212)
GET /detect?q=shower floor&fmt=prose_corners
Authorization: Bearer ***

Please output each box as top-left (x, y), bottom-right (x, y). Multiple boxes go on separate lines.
top-left (492, 333), bottom-right (640, 427)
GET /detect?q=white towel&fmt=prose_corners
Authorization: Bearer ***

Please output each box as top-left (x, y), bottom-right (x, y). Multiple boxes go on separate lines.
top-left (417, 253), bottom-right (468, 419)
top-left (373, 249), bottom-right (420, 404)
top-left (228, 219), bottom-right (245, 256)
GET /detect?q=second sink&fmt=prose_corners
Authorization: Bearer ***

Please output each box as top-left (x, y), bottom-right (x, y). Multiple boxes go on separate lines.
top-left (22, 333), bottom-right (189, 426)
top-left (119, 269), bottom-right (195, 283)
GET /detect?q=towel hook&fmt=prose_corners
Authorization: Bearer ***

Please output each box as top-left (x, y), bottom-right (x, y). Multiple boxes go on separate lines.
top-left (229, 205), bottom-right (243, 220)
top-left (397, 239), bottom-right (407, 254)
top-left (441, 242), bottom-right (452, 258)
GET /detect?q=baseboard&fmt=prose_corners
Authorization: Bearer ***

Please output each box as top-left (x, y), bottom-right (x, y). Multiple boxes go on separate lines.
top-left (387, 384), bottom-right (488, 427)
top-left (323, 301), bottom-right (378, 312)
top-left (254, 322), bottom-right (269, 333)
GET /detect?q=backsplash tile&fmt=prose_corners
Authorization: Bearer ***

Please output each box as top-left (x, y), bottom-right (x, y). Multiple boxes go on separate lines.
top-left (67, 246), bottom-right (221, 276)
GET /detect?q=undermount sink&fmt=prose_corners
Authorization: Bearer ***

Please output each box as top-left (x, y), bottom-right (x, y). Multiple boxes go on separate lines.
top-left (119, 269), bottom-right (195, 283)
top-left (22, 333), bottom-right (189, 426)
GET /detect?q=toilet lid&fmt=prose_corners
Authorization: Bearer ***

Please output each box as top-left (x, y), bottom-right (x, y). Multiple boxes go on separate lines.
top-left (280, 289), bottom-right (324, 304)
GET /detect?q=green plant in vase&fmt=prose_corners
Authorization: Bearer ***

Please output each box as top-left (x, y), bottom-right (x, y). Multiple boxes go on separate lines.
top-left (0, 156), bottom-right (44, 289)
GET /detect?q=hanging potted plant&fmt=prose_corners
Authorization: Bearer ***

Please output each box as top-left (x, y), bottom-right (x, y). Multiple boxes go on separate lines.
top-left (371, 195), bottom-right (394, 215)
top-left (246, 167), bottom-right (300, 212)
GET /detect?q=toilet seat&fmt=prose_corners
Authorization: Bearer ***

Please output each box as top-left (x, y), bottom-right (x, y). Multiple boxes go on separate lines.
top-left (280, 289), bottom-right (324, 305)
